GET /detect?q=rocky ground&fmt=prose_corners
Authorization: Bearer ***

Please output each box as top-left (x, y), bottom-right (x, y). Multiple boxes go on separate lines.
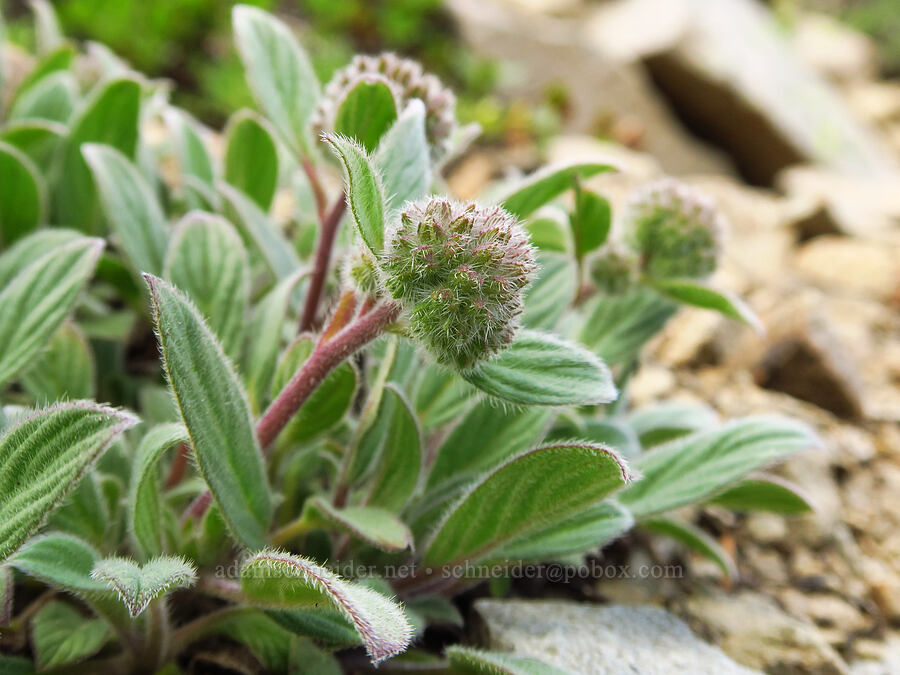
top-left (444, 0), bottom-right (900, 672)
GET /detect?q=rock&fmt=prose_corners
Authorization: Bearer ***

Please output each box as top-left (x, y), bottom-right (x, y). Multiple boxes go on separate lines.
top-left (851, 636), bottom-right (900, 675)
top-left (793, 236), bottom-right (900, 301)
top-left (746, 512), bottom-right (788, 545)
top-left (791, 13), bottom-right (879, 84)
top-left (473, 599), bottom-right (760, 674)
top-left (679, 590), bottom-right (849, 674)
top-left (778, 589), bottom-right (870, 635)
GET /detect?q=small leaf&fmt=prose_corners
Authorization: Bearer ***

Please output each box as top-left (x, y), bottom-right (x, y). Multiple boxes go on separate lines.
top-left (708, 475), bottom-right (814, 514)
top-left (83, 143), bottom-right (169, 277)
top-left (91, 555), bottom-right (197, 617)
top-left (447, 645), bottom-right (574, 675)
top-left (129, 423), bottom-right (190, 559)
top-left (643, 516), bottom-right (736, 579)
top-left (212, 611), bottom-right (293, 672)
top-left (0, 119), bottom-right (66, 168)
top-left (301, 496), bottom-right (412, 552)
top-left (30, 0), bottom-right (64, 55)
top-left (500, 161), bottom-right (616, 218)
top-left (334, 78), bottom-right (398, 153)
top-left (0, 402), bottom-right (136, 561)
top-left (20, 323), bottom-right (95, 402)
top-left (526, 214), bottom-right (569, 253)
top-left (0, 141), bottom-right (45, 244)
top-left (619, 417), bottom-right (820, 519)
top-left (224, 110), bottom-right (279, 210)
top-left (571, 183), bottom-right (611, 258)
top-left (145, 274), bottom-right (272, 550)
top-left (241, 550), bottom-right (413, 664)
top-left (523, 253), bottom-right (576, 330)
top-left (163, 107), bottom-right (215, 186)
top-left (31, 600), bottom-right (110, 669)
top-left (0, 227), bottom-right (80, 288)
top-left (9, 534), bottom-right (108, 595)
top-left (232, 4), bottom-right (320, 155)
top-left (164, 212), bottom-right (249, 360)
top-left (424, 443), bottom-right (632, 567)
top-left (12, 44), bottom-right (74, 100)
top-left (323, 133), bottom-right (385, 255)
top-left (463, 330), bottom-right (617, 406)
top-left (9, 70), bottom-right (77, 124)
top-left (628, 403), bottom-right (719, 449)
top-left (652, 278), bottom-right (763, 331)
top-left (375, 100), bottom-right (430, 212)
top-left (289, 636), bottom-right (343, 675)
top-left (0, 237), bottom-right (103, 387)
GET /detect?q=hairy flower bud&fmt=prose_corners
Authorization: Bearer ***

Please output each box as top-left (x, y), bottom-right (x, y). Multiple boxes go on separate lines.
top-left (624, 179), bottom-right (724, 279)
top-left (589, 245), bottom-right (637, 295)
top-left (343, 249), bottom-right (381, 297)
top-left (381, 198), bottom-right (536, 370)
top-left (314, 53), bottom-right (457, 162)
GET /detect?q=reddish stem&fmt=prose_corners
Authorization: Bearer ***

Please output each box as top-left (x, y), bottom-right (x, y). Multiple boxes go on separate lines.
top-left (301, 157), bottom-right (328, 222)
top-left (318, 289), bottom-right (358, 346)
top-left (299, 196), bottom-right (348, 332)
top-left (165, 443), bottom-right (190, 489)
top-left (181, 492), bottom-right (212, 526)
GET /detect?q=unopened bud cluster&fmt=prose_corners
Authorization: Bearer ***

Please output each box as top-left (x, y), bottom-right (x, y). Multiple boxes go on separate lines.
top-left (381, 198), bottom-right (536, 370)
top-left (314, 53), bottom-right (457, 162)
top-left (589, 245), bottom-right (637, 295)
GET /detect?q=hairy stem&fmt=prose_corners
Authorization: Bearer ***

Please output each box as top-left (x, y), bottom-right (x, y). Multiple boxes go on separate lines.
top-left (164, 442), bottom-right (190, 489)
top-left (299, 196), bottom-right (347, 332)
top-left (169, 605), bottom-right (254, 655)
top-left (271, 513), bottom-right (317, 547)
top-left (301, 157), bottom-right (328, 222)
top-left (318, 289), bottom-right (358, 345)
top-left (142, 599), bottom-right (170, 672)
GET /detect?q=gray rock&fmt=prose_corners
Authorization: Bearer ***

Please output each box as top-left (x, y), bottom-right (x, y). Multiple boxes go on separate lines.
top-left (473, 599), bottom-right (760, 674)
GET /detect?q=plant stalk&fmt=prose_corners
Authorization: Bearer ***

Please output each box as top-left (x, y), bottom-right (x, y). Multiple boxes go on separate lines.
top-left (299, 196), bottom-right (347, 331)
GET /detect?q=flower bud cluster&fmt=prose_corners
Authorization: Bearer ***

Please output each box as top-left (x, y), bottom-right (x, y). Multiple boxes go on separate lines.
top-left (589, 245), bottom-right (638, 295)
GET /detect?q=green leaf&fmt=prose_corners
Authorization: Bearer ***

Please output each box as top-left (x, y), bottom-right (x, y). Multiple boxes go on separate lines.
top-left (83, 143), bottom-right (169, 277)
top-left (289, 636), bottom-right (342, 675)
top-left (463, 330), bottom-right (617, 406)
top-left (9, 70), bottom-right (77, 124)
top-left (13, 44), bottom-right (74, 100)
top-left (145, 274), bottom-right (272, 550)
top-left (424, 442), bottom-right (632, 567)
top-left (232, 4), bottom-right (320, 155)
top-left (447, 645), bottom-right (574, 675)
top-left (91, 555), bottom-right (196, 617)
top-left (8, 534), bottom-right (109, 595)
top-left (271, 336), bottom-right (356, 441)
top-left (300, 496), bottom-right (412, 552)
top-left (619, 417), bottom-right (820, 519)
top-left (164, 212), bottom-right (249, 360)
top-left (30, 0), bottom-right (64, 55)
top-left (522, 253), bottom-right (576, 330)
top-left (129, 423), bottom-right (190, 559)
top-left (323, 133), bottom-right (385, 255)
top-left (526, 214), bottom-right (569, 253)
top-left (334, 78), bottom-right (398, 153)
top-left (0, 402), bottom-right (136, 561)
top-left (240, 550), bottom-right (412, 664)
top-left (0, 657), bottom-right (35, 675)
top-left (51, 77), bottom-right (142, 233)
top-left (47, 471), bottom-right (107, 548)
top-left (224, 110), bottom-right (279, 210)
top-left (266, 608), bottom-right (360, 648)
top-left (362, 385), bottom-right (422, 511)
top-left (0, 119), bottom-right (66, 168)
top-left (20, 323), bottom-right (94, 402)
top-left (0, 141), bottom-right (45, 244)
top-left (1, 564), bottom-right (12, 625)
top-left (0, 237), bottom-right (103, 387)
top-left (213, 610), bottom-right (293, 672)
top-left (375, 99), bottom-right (430, 212)
top-left (571, 183), bottom-right (611, 258)
top-left (643, 516), bottom-right (736, 579)
top-left (31, 600), bottom-right (110, 669)
top-left (708, 476), bottom-right (814, 514)
top-left (163, 107), bottom-right (215, 186)
top-left (218, 181), bottom-right (301, 280)
top-left (628, 402), bottom-right (719, 449)
top-left (652, 278), bottom-right (763, 332)
top-left (415, 364), bottom-right (476, 430)
top-left (500, 162), bottom-right (616, 218)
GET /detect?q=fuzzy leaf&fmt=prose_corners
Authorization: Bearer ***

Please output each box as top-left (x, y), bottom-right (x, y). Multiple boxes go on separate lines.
top-left (129, 423), bottom-right (190, 559)
top-left (375, 100), bottom-right (430, 212)
top-left (145, 274), bottom-right (272, 550)
top-left (571, 184), bottom-right (611, 258)
top-left (0, 402), bottom-right (136, 561)
top-left (30, 0), bottom-right (64, 55)
top-left (301, 496), bottom-right (412, 552)
top-left (224, 110), bottom-right (279, 210)
top-left (13, 44), bottom-right (75, 106)
top-left (628, 402), bottom-right (720, 449)
top-left (500, 162), bottom-right (616, 218)
top-left (9, 71), bottom-right (77, 124)
top-left (0, 228), bottom-right (81, 288)
top-left (232, 5), bottom-right (320, 155)
top-left (643, 516), bottom-right (736, 579)
top-left (83, 143), bottom-right (168, 277)
top-left (31, 601), bottom-right (110, 669)
top-left (91, 555), bottom-right (197, 617)
top-left (463, 330), bottom-right (617, 406)
top-left (708, 476), bottom-right (814, 514)
top-left (323, 133), bottom-right (385, 255)
top-left (653, 278), bottom-right (763, 332)
top-left (213, 611), bottom-right (293, 672)
top-left (8, 534), bottom-right (108, 595)
top-left (163, 108), bottom-right (215, 186)
top-left (415, 365), bottom-right (476, 430)
top-left (523, 253), bottom-right (576, 330)
top-left (52, 77), bottom-right (141, 233)
top-left (241, 550), bottom-right (413, 664)
top-left (164, 212), bottom-right (249, 360)
top-left (447, 645), bottom-right (574, 674)
top-left (0, 141), bottom-right (45, 244)
top-left (0, 119), bottom-right (66, 168)
top-left (424, 443), bottom-right (632, 567)
top-left (334, 79), bottom-right (398, 153)
top-left (21, 322), bottom-right (94, 402)
top-left (619, 417), bottom-right (820, 518)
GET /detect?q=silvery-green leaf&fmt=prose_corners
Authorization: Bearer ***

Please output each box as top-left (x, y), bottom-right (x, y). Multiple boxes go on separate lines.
top-left (708, 475), bottom-right (814, 514)
top-left (447, 645), bottom-right (574, 675)
top-left (83, 143), bottom-right (168, 277)
top-left (241, 550), bottom-right (413, 664)
top-left (129, 423), bottom-right (190, 559)
top-left (619, 417), bottom-right (820, 518)
top-left (30, 0), bottom-right (63, 56)
top-left (652, 278), bottom-right (763, 332)
top-left (463, 330), bottom-right (617, 407)
top-left (46, 471), bottom-right (107, 548)
top-left (0, 141), bottom-right (45, 244)
top-left (211, 611), bottom-right (293, 672)
top-left (642, 516), bottom-right (736, 579)
top-left (145, 274), bottom-right (272, 550)
top-left (8, 534), bottom-right (107, 595)
top-left (224, 109), bottom-right (279, 210)
top-left (334, 78), bottom-right (398, 153)
top-left (300, 496), bottom-right (412, 552)
top-left (571, 183), bottom-right (611, 258)
top-left (375, 99), bottom-right (429, 213)
top-left (323, 133), bottom-right (385, 255)
top-left (232, 5), bottom-right (320, 155)
top-left (12, 44), bottom-right (74, 101)
top-left (0, 402), bottom-right (135, 561)
top-left (523, 253), bottom-right (576, 330)
top-left (91, 555), bottom-right (196, 617)
top-left (0, 237), bottom-right (103, 387)
top-left (9, 70), bottom-right (77, 124)
top-left (163, 107), bottom-right (215, 187)
top-left (424, 442), bottom-right (632, 568)
top-left (414, 364), bottom-right (476, 430)
top-left (164, 212), bottom-right (249, 360)
top-left (0, 119), bottom-right (66, 168)
top-left (30, 600), bottom-right (110, 669)
top-left (526, 212), bottom-right (569, 253)
top-left (500, 161), bottom-right (616, 218)
top-left (627, 402), bottom-right (719, 449)
top-left (20, 323), bottom-right (94, 403)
